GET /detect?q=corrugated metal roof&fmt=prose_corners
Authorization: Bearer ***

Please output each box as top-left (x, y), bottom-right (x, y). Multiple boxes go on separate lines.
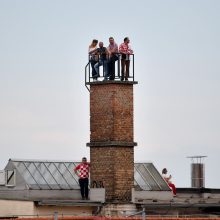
top-left (8, 159), bottom-right (170, 191)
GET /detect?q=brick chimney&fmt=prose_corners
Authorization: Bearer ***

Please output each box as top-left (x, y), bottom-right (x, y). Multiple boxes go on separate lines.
top-left (87, 81), bottom-right (137, 202)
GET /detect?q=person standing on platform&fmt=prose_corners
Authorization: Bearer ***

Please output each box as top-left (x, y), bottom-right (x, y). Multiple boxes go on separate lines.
top-left (88, 39), bottom-right (99, 81)
top-left (74, 157), bottom-right (90, 200)
top-left (107, 37), bottom-right (118, 80)
top-left (162, 168), bottom-right (177, 196)
top-left (94, 42), bottom-right (109, 81)
top-left (119, 37), bottom-right (133, 81)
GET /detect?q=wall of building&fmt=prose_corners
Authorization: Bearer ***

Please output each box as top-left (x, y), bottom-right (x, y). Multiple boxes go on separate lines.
top-left (0, 200), bottom-right (94, 217)
top-left (34, 206), bottom-right (94, 216)
top-left (0, 200), bottom-right (35, 216)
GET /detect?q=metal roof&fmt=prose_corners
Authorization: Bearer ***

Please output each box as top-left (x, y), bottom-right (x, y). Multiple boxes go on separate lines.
top-left (10, 159), bottom-right (80, 190)
top-left (134, 163), bottom-right (170, 191)
top-left (6, 159), bottom-right (170, 191)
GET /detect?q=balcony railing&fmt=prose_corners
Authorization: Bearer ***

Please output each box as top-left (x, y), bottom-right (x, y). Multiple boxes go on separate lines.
top-left (85, 54), bottom-right (135, 91)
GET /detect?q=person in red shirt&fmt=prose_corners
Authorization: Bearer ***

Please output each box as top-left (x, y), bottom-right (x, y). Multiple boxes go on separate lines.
top-left (119, 37), bottom-right (133, 81)
top-left (74, 157), bottom-right (90, 200)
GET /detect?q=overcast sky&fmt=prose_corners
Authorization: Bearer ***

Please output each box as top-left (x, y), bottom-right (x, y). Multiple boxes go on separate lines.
top-left (0, 0), bottom-right (220, 188)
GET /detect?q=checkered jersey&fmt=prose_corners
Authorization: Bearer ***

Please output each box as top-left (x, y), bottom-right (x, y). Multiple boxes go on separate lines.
top-left (74, 162), bottom-right (90, 179)
top-left (119, 42), bottom-right (133, 55)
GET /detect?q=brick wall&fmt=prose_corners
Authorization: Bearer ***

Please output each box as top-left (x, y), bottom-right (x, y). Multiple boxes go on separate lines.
top-left (89, 82), bottom-right (136, 201)
top-left (90, 83), bottom-right (134, 142)
top-left (90, 146), bottom-right (134, 201)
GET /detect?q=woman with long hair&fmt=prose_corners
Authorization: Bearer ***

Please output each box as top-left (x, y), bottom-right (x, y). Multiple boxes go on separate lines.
top-left (88, 39), bottom-right (99, 81)
top-left (162, 168), bottom-right (177, 196)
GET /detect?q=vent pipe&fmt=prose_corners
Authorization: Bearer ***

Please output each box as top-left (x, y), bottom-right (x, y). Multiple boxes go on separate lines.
top-left (187, 156), bottom-right (207, 188)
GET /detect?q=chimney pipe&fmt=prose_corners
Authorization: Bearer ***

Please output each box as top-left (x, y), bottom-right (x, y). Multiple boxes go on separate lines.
top-left (187, 156), bottom-right (207, 188)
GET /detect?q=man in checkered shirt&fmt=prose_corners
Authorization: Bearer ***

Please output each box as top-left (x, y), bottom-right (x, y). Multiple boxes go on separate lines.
top-left (119, 37), bottom-right (133, 81)
top-left (74, 157), bottom-right (90, 200)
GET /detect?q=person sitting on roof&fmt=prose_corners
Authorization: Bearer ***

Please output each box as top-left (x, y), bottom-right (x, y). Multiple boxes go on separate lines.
top-left (162, 168), bottom-right (177, 196)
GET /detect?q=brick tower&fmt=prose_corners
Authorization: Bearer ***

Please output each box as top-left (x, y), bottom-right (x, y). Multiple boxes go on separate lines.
top-left (87, 81), bottom-right (137, 202)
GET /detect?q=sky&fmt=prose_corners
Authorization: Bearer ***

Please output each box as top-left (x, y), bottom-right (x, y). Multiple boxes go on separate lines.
top-left (0, 0), bottom-right (220, 188)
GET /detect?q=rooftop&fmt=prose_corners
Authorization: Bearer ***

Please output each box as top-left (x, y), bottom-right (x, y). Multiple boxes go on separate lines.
top-left (0, 159), bottom-right (170, 201)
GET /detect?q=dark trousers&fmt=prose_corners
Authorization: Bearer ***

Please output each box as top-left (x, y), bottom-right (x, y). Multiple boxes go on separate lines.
top-left (79, 178), bottom-right (89, 199)
top-left (90, 60), bottom-right (98, 78)
top-left (121, 59), bottom-right (130, 80)
top-left (108, 55), bottom-right (118, 80)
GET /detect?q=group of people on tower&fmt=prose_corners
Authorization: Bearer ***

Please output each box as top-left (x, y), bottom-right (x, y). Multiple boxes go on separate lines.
top-left (88, 37), bottom-right (133, 81)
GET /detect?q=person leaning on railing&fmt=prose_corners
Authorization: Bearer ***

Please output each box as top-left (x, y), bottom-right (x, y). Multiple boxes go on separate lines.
top-left (88, 39), bottom-right (99, 81)
top-left (94, 42), bottom-right (109, 81)
top-left (119, 37), bottom-right (133, 81)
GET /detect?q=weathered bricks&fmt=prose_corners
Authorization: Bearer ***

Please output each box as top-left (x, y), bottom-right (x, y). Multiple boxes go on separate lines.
top-left (90, 84), bottom-right (134, 142)
top-left (90, 146), bottom-right (134, 201)
top-left (88, 82), bottom-right (137, 201)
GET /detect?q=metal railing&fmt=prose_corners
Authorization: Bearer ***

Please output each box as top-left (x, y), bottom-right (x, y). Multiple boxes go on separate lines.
top-left (85, 53), bottom-right (135, 91)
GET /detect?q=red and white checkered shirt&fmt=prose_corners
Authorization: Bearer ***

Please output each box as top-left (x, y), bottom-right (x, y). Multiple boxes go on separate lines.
top-left (119, 42), bottom-right (133, 55)
top-left (74, 162), bottom-right (90, 179)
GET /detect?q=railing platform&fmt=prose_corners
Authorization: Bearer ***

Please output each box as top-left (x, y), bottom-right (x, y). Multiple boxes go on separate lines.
top-left (85, 54), bottom-right (136, 91)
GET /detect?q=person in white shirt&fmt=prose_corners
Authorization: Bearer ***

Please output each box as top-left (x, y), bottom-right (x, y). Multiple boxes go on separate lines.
top-left (88, 39), bottom-right (99, 81)
top-left (162, 168), bottom-right (177, 196)
top-left (107, 37), bottom-right (118, 80)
